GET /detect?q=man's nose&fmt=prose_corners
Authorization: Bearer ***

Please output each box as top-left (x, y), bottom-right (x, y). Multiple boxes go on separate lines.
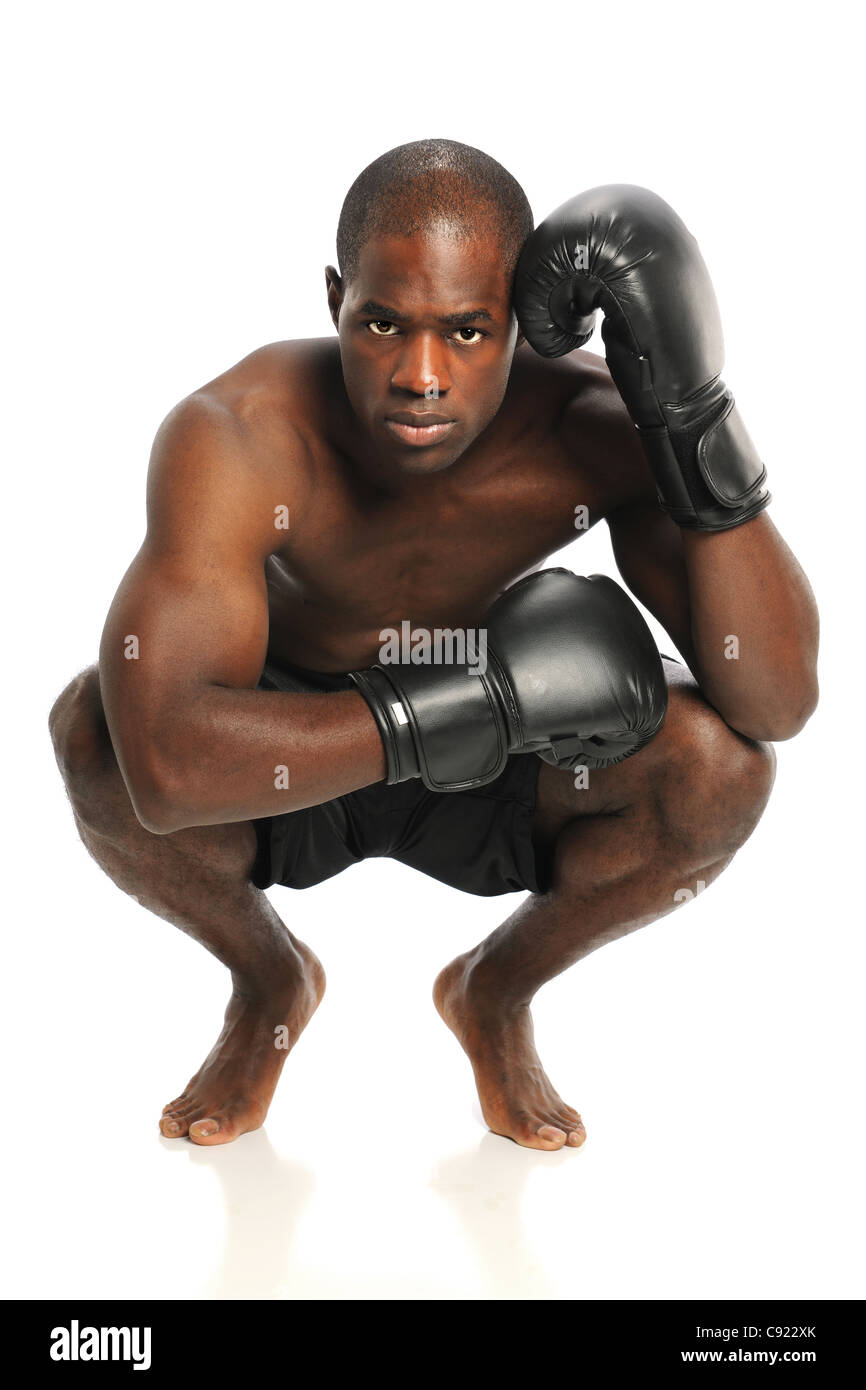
top-left (389, 332), bottom-right (452, 396)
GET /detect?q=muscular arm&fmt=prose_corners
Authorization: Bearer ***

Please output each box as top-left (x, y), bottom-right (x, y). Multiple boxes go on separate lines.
top-left (99, 395), bottom-right (385, 834)
top-left (587, 388), bottom-right (819, 741)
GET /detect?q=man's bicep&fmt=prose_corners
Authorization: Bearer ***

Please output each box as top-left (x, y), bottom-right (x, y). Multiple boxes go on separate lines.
top-left (100, 396), bottom-right (274, 731)
top-left (607, 499), bottom-right (696, 668)
top-left (100, 542), bottom-right (270, 695)
top-left (97, 541), bottom-right (270, 814)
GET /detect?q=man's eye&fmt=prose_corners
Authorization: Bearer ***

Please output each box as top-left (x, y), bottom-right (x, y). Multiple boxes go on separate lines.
top-left (365, 321), bottom-right (484, 342)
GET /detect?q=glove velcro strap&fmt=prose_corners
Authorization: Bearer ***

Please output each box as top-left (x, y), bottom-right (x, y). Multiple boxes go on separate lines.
top-left (351, 662), bottom-right (511, 793)
top-left (699, 398), bottom-right (769, 508)
top-left (638, 387), bottom-right (771, 531)
top-left (347, 667), bottom-right (420, 784)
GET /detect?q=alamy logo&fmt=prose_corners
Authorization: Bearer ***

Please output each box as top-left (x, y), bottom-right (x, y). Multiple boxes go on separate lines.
top-left (50, 1320), bottom-right (152, 1371)
top-left (378, 623), bottom-right (487, 676)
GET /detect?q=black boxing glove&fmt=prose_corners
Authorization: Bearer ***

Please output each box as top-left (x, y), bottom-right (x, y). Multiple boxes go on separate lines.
top-left (348, 568), bottom-right (667, 792)
top-left (514, 185), bottom-right (771, 532)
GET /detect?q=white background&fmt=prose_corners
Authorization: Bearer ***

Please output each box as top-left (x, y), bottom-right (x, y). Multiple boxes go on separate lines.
top-left (3, 0), bottom-right (863, 1300)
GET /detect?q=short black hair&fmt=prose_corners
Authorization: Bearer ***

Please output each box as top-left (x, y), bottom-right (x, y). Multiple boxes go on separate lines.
top-left (336, 138), bottom-right (534, 291)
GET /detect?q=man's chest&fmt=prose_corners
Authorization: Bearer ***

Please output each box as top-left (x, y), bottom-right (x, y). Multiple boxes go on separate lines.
top-left (261, 447), bottom-right (611, 670)
top-left (288, 461), bottom-right (596, 610)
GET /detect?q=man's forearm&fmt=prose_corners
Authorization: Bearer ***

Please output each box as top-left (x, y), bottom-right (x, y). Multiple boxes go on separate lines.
top-left (682, 512), bottom-right (819, 741)
top-left (114, 686), bottom-right (387, 834)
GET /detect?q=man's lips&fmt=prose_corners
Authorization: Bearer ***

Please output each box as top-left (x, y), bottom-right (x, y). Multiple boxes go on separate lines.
top-left (384, 412), bottom-right (457, 447)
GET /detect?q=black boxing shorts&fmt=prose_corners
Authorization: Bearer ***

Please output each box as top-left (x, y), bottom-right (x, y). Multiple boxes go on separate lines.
top-left (249, 658), bottom-right (550, 897)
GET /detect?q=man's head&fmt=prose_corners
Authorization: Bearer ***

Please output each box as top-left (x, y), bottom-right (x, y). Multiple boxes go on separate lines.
top-left (326, 139), bottom-right (534, 476)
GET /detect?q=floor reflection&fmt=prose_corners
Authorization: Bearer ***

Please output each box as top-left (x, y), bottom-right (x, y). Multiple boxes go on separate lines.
top-left (429, 1129), bottom-right (578, 1299)
top-left (171, 1131), bottom-right (315, 1299)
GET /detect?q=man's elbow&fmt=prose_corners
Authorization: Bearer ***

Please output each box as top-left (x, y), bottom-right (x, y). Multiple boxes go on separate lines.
top-left (730, 679), bottom-right (820, 743)
top-left (123, 747), bottom-right (194, 836)
top-left (129, 777), bottom-right (188, 835)
top-left (132, 796), bottom-right (185, 836)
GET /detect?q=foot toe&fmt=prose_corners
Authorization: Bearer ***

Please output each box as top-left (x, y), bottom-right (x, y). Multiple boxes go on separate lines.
top-left (556, 1112), bottom-right (586, 1145)
top-left (188, 1116), bottom-right (222, 1142)
top-left (188, 1109), bottom-right (249, 1146)
top-left (535, 1123), bottom-right (567, 1146)
top-left (159, 1114), bottom-right (190, 1137)
top-left (168, 1101), bottom-right (199, 1118)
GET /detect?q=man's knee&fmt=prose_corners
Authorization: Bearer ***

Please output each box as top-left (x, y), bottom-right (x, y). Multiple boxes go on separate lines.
top-left (49, 665), bottom-right (114, 804)
top-left (700, 726), bottom-right (775, 854)
top-left (50, 665), bottom-right (260, 878)
top-left (663, 685), bottom-right (776, 862)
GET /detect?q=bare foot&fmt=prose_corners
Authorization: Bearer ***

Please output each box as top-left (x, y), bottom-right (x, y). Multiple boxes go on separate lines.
top-left (433, 951), bottom-right (586, 1151)
top-left (159, 942), bottom-right (325, 1146)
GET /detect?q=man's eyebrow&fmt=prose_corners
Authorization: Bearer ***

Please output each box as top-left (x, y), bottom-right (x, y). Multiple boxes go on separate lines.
top-left (358, 300), bottom-right (494, 325)
top-left (438, 308), bottom-right (494, 325)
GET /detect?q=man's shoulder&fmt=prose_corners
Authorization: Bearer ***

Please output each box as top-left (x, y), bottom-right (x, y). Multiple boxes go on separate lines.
top-left (508, 344), bottom-right (627, 432)
top-left (147, 341), bottom-right (338, 531)
top-left (186, 337), bottom-right (339, 434)
top-left (508, 344), bottom-right (655, 511)
top-left (153, 338), bottom-right (340, 481)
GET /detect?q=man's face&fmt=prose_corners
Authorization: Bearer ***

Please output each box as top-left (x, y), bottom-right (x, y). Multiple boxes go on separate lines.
top-left (327, 229), bottom-right (519, 475)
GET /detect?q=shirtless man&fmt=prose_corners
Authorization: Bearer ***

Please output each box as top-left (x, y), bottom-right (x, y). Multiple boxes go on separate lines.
top-left (49, 140), bottom-right (819, 1150)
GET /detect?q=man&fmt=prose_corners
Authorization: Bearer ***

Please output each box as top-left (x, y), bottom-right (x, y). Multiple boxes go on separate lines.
top-left (49, 139), bottom-right (818, 1150)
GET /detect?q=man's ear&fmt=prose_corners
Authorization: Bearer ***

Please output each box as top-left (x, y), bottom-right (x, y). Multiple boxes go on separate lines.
top-left (510, 306), bottom-right (525, 349)
top-left (325, 265), bottom-right (343, 331)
